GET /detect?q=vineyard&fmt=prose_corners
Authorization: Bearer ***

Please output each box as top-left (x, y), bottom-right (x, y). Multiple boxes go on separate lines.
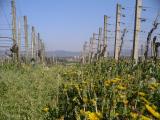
top-left (0, 60), bottom-right (160, 120)
top-left (0, 0), bottom-right (160, 120)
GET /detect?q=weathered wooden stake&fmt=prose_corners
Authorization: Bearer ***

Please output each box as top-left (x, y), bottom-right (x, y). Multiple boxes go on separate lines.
top-left (11, 0), bottom-right (18, 61)
top-left (18, 18), bottom-right (21, 61)
top-left (92, 33), bottom-right (96, 56)
top-left (24, 16), bottom-right (29, 60)
top-left (88, 37), bottom-right (93, 63)
top-left (37, 33), bottom-right (41, 62)
top-left (82, 41), bottom-right (88, 64)
top-left (132, 0), bottom-right (142, 63)
top-left (97, 27), bottom-right (102, 60)
top-left (11, 0), bottom-right (17, 45)
top-left (41, 41), bottom-right (45, 64)
top-left (103, 15), bottom-right (108, 58)
top-left (31, 26), bottom-right (36, 59)
top-left (114, 4), bottom-right (121, 61)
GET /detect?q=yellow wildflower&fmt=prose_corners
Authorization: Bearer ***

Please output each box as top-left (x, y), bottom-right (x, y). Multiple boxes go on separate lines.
top-left (141, 115), bottom-right (151, 120)
top-left (117, 85), bottom-right (126, 90)
top-left (111, 79), bottom-right (120, 83)
top-left (42, 107), bottom-right (49, 112)
top-left (140, 97), bottom-right (150, 105)
top-left (138, 92), bottom-right (147, 97)
top-left (115, 76), bottom-right (121, 80)
top-left (130, 112), bottom-right (138, 119)
top-left (105, 80), bottom-right (111, 85)
top-left (88, 112), bottom-right (99, 120)
top-left (145, 104), bottom-right (160, 119)
top-left (119, 94), bottom-right (126, 99)
top-left (86, 111), bottom-right (102, 120)
top-left (149, 86), bottom-right (156, 91)
top-left (150, 83), bottom-right (159, 88)
top-left (105, 83), bottom-right (110, 87)
top-left (130, 112), bottom-right (151, 120)
top-left (105, 77), bottom-right (121, 85)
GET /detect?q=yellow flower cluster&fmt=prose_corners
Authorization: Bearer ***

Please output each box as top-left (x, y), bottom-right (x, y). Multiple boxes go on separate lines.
top-left (138, 92), bottom-right (147, 97)
top-left (145, 104), bottom-right (160, 119)
top-left (149, 83), bottom-right (159, 91)
top-left (140, 97), bottom-right (150, 105)
top-left (130, 112), bottom-right (151, 120)
top-left (105, 77), bottom-right (121, 87)
top-left (86, 111), bottom-right (102, 120)
top-left (80, 110), bottom-right (103, 120)
top-left (139, 94), bottom-right (159, 119)
top-left (117, 85), bottom-right (126, 90)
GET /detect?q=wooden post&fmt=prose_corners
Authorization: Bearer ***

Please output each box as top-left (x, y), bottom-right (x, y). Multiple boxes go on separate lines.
top-left (11, 0), bottom-right (18, 61)
top-left (114, 4), bottom-right (121, 61)
top-left (24, 16), bottom-right (28, 60)
top-left (37, 33), bottom-right (41, 59)
top-left (103, 15), bottom-right (108, 57)
top-left (97, 27), bottom-right (102, 60)
top-left (37, 33), bottom-right (41, 62)
top-left (132, 0), bottom-right (142, 63)
top-left (37, 33), bottom-right (41, 51)
top-left (41, 41), bottom-right (45, 64)
top-left (92, 33), bottom-right (96, 56)
top-left (82, 41), bottom-right (87, 64)
top-left (11, 0), bottom-right (17, 44)
top-left (31, 26), bottom-right (36, 59)
top-left (98, 28), bottom-right (102, 53)
top-left (35, 33), bottom-right (38, 61)
top-left (18, 18), bottom-right (21, 61)
top-left (89, 38), bottom-right (93, 63)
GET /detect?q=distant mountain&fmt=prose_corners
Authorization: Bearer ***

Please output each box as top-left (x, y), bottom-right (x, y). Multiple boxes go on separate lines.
top-left (46, 50), bottom-right (81, 57)
top-left (46, 48), bottom-right (151, 58)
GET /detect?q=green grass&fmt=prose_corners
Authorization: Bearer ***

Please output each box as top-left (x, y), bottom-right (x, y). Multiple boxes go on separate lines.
top-left (0, 63), bottom-right (62, 120)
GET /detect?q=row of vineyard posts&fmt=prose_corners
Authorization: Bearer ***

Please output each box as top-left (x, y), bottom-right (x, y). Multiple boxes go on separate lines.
top-left (0, 0), bottom-right (46, 64)
top-left (81, 0), bottom-right (160, 64)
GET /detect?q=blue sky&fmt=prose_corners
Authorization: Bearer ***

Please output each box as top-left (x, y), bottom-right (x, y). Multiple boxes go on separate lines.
top-left (0, 0), bottom-right (160, 52)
